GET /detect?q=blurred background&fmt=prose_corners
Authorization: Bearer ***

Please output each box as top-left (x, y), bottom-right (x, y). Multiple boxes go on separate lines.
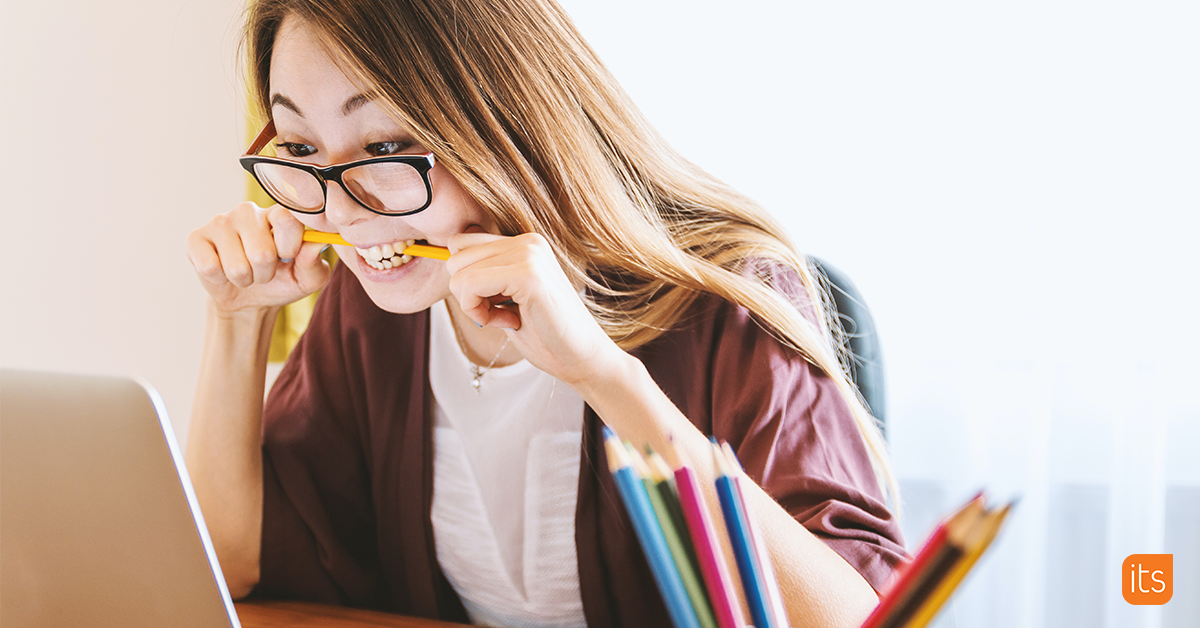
top-left (1, 1), bottom-right (1196, 627)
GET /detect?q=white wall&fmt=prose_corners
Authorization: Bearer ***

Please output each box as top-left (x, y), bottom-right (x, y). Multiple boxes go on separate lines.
top-left (0, 0), bottom-right (246, 435)
top-left (1, 1), bottom-right (1196, 626)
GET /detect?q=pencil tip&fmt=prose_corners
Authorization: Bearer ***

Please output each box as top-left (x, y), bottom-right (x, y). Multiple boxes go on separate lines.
top-left (719, 441), bottom-right (745, 472)
top-left (711, 441), bottom-right (727, 475)
top-left (602, 433), bottom-right (628, 472)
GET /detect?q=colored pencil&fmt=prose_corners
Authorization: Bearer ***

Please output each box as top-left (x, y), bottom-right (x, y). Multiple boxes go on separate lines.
top-left (721, 442), bottom-right (790, 628)
top-left (664, 439), bottom-right (747, 628)
top-left (603, 428), bottom-right (701, 628)
top-left (902, 502), bottom-right (1013, 628)
top-left (644, 449), bottom-right (719, 628)
top-left (644, 451), bottom-right (702, 572)
top-left (713, 440), bottom-right (778, 628)
top-left (301, 230), bottom-right (450, 260)
top-left (860, 495), bottom-right (986, 628)
top-left (624, 441), bottom-right (715, 628)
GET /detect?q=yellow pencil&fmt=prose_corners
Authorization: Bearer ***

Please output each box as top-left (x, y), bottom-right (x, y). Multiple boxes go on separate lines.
top-left (902, 503), bottom-right (1013, 628)
top-left (301, 230), bottom-right (450, 261)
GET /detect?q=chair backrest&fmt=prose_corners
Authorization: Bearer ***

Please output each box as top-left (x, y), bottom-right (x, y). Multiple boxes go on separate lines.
top-left (808, 258), bottom-right (887, 440)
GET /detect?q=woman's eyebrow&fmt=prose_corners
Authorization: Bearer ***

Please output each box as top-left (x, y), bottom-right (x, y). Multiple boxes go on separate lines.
top-left (270, 93), bottom-right (303, 117)
top-left (269, 92), bottom-right (372, 120)
top-left (268, 93), bottom-right (370, 118)
top-left (341, 93), bottom-right (371, 116)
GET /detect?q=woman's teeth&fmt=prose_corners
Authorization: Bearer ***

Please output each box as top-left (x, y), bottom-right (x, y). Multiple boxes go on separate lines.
top-left (357, 239), bottom-right (417, 270)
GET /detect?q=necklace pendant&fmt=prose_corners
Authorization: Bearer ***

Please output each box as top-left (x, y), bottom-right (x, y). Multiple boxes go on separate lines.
top-left (469, 366), bottom-right (482, 393)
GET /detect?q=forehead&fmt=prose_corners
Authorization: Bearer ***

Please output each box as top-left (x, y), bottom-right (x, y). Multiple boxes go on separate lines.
top-left (268, 16), bottom-right (371, 117)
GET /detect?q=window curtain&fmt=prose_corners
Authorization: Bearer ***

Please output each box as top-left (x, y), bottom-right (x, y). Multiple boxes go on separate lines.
top-left (891, 363), bottom-right (1200, 628)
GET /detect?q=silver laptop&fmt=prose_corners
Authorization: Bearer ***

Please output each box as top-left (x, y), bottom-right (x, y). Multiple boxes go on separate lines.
top-left (1, 369), bottom-right (241, 627)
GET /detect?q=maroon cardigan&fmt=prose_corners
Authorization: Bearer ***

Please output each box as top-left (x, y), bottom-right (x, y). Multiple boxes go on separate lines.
top-left (252, 263), bottom-right (908, 626)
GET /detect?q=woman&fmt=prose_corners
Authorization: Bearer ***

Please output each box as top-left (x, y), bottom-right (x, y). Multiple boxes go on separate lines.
top-left (185, 1), bottom-right (907, 626)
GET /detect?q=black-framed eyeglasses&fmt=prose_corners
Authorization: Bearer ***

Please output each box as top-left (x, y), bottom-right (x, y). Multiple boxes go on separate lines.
top-left (239, 120), bottom-right (436, 216)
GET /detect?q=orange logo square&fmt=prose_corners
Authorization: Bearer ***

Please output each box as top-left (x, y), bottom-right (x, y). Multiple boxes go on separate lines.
top-left (1123, 554), bottom-right (1172, 605)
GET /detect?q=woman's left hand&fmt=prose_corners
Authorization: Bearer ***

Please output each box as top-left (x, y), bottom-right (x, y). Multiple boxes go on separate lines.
top-left (446, 230), bottom-right (627, 389)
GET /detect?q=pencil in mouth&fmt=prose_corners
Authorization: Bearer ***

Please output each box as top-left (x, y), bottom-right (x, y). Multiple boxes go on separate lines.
top-left (301, 230), bottom-right (450, 261)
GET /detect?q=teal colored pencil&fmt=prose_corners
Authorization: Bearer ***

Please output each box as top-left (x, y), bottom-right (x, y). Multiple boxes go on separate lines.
top-left (603, 428), bottom-right (700, 628)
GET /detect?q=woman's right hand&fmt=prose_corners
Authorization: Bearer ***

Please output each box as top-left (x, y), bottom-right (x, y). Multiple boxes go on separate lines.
top-left (187, 202), bottom-right (332, 314)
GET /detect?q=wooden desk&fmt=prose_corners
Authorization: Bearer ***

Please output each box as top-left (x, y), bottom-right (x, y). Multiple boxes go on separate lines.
top-left (235, 601), bottom-right (468, 627)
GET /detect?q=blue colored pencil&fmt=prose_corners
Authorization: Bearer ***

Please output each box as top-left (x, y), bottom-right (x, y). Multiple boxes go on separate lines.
top-left (722, 442), bottom-right (789, 628)
top-left (603, 427), bottom-right (701, 628)
top-left (712, 440), bottom-right (779, 628)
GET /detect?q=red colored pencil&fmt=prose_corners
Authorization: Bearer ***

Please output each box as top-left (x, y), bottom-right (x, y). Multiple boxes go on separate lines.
top-left (859, 494), bottom-right (985, 628)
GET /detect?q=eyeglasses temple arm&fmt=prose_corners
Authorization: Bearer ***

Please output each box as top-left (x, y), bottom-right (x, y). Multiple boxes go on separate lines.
top-left (245, 120), bottom-right (277, 156)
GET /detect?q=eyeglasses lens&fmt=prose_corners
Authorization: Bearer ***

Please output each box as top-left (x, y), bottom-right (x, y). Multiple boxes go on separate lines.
top-left (253, 163), bottom-right (325, 212)
top-left (343, 163), bottom-right (428, 214)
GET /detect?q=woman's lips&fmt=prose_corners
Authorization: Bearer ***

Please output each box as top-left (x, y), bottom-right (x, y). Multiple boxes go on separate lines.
top-left (355, 238), bottom-right (418, 270)
top-left (354, 246), bottom-right (425, 282)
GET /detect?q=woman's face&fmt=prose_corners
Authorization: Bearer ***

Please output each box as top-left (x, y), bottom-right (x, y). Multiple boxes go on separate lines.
top-left (268, 16), bottom-right (493, 313)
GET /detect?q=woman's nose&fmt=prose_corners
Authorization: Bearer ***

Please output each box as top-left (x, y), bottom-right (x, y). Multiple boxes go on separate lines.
top-left (321, 180), bottom-right (374, 227)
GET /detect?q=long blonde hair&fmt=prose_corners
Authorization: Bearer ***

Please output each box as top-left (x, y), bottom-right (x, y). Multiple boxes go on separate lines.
top-left (245, 0), bottom-right (898, 503)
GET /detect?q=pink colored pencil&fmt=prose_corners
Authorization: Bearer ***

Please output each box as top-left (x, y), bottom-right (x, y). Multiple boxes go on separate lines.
top-left (666, 440), bottom-right (746, 628)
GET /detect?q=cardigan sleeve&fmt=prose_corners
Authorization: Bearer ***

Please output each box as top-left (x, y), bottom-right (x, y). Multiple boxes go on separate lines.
top-left (250, 266), bottom-right (385, 606)
top-left (707, 267), bottom-right (909, 593)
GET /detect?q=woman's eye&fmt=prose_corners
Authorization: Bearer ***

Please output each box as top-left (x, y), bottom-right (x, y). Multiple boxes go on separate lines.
top-left (366, 141), bottom-right (411, 156)
top-left (275, 142), bottom-right (316, 158)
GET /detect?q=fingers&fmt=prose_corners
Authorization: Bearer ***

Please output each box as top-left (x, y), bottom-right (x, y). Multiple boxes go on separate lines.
top-left (454, 282), bottom-right (523, 330)
top-left (485, 305), bottom-right (522, 330)
top-left (292, 241), bottom-right (333, 294)
top-left (447, 233), bottom-right (564, 329)
top-left (450, 254), bottom-right (551, 330)
top-left (204, 211), bottom-right (257, 289)
top-left (188, 202), bottom-right (333, 314)
top-left (447, 228), bottom-right (504, 256)
top-left (268, 206), bottom-right (305, 262)
top-left (446, 232), bottom-right (549, 276)
top-left (233, 208), bottom-right (280, 285)
top-left (189, 202), bottom-right (289, 290)
top-left (187, 228), bottom-right (229, 288)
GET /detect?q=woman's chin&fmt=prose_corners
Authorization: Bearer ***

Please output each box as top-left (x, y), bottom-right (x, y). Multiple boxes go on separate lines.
top-left (345, 250), bottom-right (447, 314)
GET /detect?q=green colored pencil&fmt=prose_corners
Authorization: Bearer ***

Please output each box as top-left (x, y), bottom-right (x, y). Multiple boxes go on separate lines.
top-left (625, 442), bottom-right (719, 628)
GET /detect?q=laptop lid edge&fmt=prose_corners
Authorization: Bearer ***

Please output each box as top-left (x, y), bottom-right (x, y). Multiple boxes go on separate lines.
top-left (135, 376), bottom-right (243, 628)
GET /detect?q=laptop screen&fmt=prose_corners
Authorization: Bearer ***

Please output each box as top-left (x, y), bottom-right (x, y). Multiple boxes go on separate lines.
top-left (1, 369), bottom-right (241, 628)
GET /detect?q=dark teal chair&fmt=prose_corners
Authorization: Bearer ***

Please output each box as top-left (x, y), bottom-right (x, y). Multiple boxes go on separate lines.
top-left (809, 258), bottom-right (887, 440)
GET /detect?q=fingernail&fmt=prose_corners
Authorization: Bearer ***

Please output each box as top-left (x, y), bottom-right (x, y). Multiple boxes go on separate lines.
top-left (320, 244), bottom-right (330, 253)
top-left (474, 320), bottom-right (482, 328)
top-left (279, 258), bottom-right (294, 263)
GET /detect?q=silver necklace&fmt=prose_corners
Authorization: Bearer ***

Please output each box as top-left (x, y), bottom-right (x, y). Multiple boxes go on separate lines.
top-left (447, 309), bottom-right (511, 392)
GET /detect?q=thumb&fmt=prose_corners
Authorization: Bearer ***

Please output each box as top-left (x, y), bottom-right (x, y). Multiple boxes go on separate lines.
top-left (448, 223), bottom-right (492, 255)
top-left (293, 241), bottom-right (333, 294)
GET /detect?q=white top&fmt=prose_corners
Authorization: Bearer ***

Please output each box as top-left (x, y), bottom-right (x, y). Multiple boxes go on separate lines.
top-left (428, 301), bottom-right (587, 628)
